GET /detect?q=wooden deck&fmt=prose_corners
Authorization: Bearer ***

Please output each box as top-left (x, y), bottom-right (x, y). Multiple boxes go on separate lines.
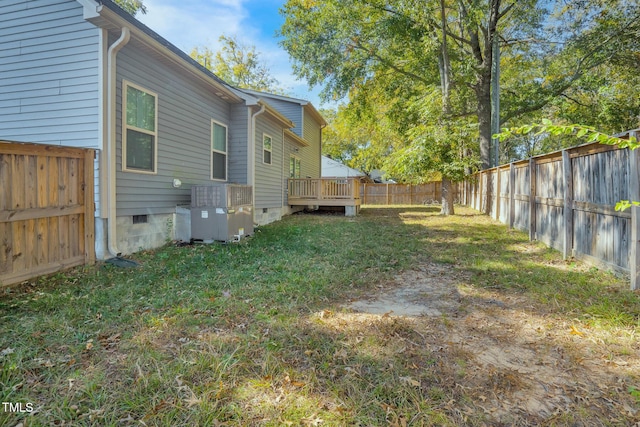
top-left (287, 178), bottom-right (361, 209)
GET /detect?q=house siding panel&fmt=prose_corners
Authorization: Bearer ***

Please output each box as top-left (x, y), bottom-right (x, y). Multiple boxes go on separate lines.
top-left (0, 0), bottom-right (100, 147)
top-left (115, 37), bottom-right (236, 217)
top-left (254, 116), bottom-right (284, 209)
top-left (228, 104), bottom-right (249, 184)
top-left (258, 97), bottom-right (303, 136)
top-left (302, 112), bottom-right (322, 178)
top-left (284, 134), bottom-right (299, 206)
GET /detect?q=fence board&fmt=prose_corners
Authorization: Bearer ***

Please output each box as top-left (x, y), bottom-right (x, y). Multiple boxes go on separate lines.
top-left (0, 142), bottom-right (95, 287)
top-left (25, 155), bottom-right (37, 209)
top-left (463, 141), bottom-right (638, 289)
top-left (0, 223), bottom-right (9, 274)
top-left (498, 167), bottom-right (510, 223)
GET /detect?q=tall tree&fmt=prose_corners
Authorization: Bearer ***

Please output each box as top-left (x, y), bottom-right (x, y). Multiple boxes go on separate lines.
top-left (321, 105), bottom-right (399, 178)
top-left (191, 35), bottom-right (285, 94)
top-left (280, 0), bottom-right (640, 213)
top-left (114, 0), bottom-right (147, 15)
top-left (278, 0), bottom-right (539, 214)
top-left (279, 0), bottom-right (536, 170)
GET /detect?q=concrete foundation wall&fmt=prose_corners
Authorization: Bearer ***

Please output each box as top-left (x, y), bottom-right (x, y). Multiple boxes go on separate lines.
top-left (96, 204), bottom-right (303, 258)
top-left (254, 207), bottom-right (283, 226)
top-left (115, 213), bottom-right (173, 255)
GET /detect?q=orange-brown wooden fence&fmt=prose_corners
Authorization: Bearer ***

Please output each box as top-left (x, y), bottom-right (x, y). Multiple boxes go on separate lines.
top-left (360, 182), bottom-right (448, 205)
top-left (0, 142), bottom-right (95, 287)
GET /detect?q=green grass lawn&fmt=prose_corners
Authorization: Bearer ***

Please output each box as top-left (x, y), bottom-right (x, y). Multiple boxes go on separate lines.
top-left (1, 206), bottom-right (639, 426)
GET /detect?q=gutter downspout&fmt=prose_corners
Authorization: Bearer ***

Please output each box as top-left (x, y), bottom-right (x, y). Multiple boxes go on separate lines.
top-left (249, 104), bottom-right (266, 211)
top-left (106, 27), bottom-right (130, 257)
top-left (282, 128), bottom-right (286, 209)
top-left (319, 122), bottom-right (326, 178)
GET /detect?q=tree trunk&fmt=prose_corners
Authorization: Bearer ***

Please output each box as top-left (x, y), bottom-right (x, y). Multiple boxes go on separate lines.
top-left (477, 76), bottom-right (492, 170)
top-left (439, 0), bottom-right (455, 217)
top-left (441, 177), bottom-right (455, 215)
top-left (470, 0), bottom-right (501, 171)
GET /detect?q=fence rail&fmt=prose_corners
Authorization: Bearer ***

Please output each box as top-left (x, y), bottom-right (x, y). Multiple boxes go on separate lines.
top-left (461, 140), bottom-right (639, 290)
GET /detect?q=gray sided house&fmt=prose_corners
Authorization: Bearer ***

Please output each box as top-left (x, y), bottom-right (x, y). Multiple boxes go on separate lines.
top-left (241, 90), bottom-right (326, 214)
top-left (0, 0), bottom-right (324, 260)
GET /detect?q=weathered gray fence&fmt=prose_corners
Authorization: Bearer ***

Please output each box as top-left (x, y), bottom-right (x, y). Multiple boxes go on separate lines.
top-left (461, 140), bottom-right (640, 290)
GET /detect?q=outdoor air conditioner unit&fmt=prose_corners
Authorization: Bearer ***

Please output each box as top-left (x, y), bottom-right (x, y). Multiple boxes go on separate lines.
top-left (191, 184), bottom-right (253, 242)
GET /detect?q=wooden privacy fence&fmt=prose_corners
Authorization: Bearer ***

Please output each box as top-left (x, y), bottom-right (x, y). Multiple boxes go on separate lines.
top-left (461, 140), bottom-right (640, 290)
top-left (0, 142), bottom-right (95, 287)
top-left (360, 182), bottom-right (448, 205)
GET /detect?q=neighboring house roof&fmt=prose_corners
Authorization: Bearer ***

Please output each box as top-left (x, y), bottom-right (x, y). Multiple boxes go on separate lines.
top-left (241, 89), bottom-right (327, 127)
top-left (370, 169), bottom-right (396, 183)
top-left (79, 4), bottom-right (327, 134)
top-left (79, 0), bottom-right (243, 102)
top-left (79, 0), bottom-right (298, 129)
top-left (322, 156), bottom-right (365, 178)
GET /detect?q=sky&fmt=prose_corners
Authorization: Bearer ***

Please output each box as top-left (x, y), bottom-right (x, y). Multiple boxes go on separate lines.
top-left (135, 0), bottom-right (329, 108)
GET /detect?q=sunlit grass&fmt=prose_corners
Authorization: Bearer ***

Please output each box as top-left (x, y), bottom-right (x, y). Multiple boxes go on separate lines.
top-left (1, 205), bottom-right (638, 425)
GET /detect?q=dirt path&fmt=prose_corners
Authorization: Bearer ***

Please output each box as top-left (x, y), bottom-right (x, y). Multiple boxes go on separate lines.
top-left (345, 263), bottom-right (640, 425)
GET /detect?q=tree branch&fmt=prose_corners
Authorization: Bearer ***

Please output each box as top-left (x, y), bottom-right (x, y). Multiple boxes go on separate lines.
top-left (498, 1), bottom-right (516, 20)
top-left (351, 41), bottom-right (431, 85)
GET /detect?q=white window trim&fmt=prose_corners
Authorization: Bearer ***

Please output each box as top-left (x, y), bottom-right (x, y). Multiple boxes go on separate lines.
top-left (122, 80), bottom-right (158, 174)
top-left (263, 133), bottom-right (273, 165)
top-left (211, 119), bottom-right (228, 181)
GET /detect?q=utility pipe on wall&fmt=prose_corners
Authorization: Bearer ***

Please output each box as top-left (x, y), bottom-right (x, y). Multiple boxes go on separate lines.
top-left (106, 27), bottom-right (130, 257)
top-left (249, 104), bottom-right (266, 210)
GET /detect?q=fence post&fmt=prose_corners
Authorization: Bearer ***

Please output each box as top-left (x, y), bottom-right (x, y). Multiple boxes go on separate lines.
top-left (562, 150), bottom-right (574, 260)
top-left (479, 172), bottom-right (484, 212)
top-left (463, 179), bottom-right (467, 206)
top-left (386, 183), bottom-right (390, 206)
top-left (495, 166), bottom-right (501, 221)
top-left (409, 184), bottom-right (413, 205)
top-left (84, 149), bottom-right (96, 264)
top-left (509, 163), bottom-right (515, 229)
top-left (474, 174), bottom-right (478, 210)
top-left (630, 132), bottom-right (640, 290)
top-left (529, 157), bottom-right (537, 241)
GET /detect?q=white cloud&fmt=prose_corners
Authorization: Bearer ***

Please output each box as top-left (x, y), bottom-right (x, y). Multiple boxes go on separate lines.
top-left (138, 0), bottom-right (248, 52)
top-left (136, 0), bottom-right (329, 107)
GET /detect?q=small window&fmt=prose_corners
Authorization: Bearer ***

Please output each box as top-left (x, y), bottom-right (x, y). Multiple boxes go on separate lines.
top-left (289, 155), bottom-right (301, 178)
top-left (123, 81), bottom-right (157, 173)
top-left (263, 134), bottom-right (272, 165)
top-left (211, 120), bottom-right (228, 181)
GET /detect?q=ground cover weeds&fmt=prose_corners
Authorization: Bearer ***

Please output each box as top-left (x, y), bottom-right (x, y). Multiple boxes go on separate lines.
top-left (1, 206), bottom-right (638, 426)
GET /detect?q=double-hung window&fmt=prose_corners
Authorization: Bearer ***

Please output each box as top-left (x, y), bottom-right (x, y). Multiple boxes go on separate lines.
top-left (123, 81), bottom-right (157, 173)
top-left (263, 134), bottom-right (272, 165)
top-left (211, 120), bottom-right (227, 181)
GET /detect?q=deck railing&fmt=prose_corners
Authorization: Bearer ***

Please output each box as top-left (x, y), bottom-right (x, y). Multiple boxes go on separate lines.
top-left (287, 178), bottom-right (361, 206)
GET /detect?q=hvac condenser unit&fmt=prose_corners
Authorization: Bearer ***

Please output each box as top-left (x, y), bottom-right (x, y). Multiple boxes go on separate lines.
top-left (191, 184), bottom-right (253, 242)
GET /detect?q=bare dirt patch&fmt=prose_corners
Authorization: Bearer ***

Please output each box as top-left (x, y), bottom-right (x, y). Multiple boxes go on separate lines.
top-left (345, 262), bottom-right (640, 425)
